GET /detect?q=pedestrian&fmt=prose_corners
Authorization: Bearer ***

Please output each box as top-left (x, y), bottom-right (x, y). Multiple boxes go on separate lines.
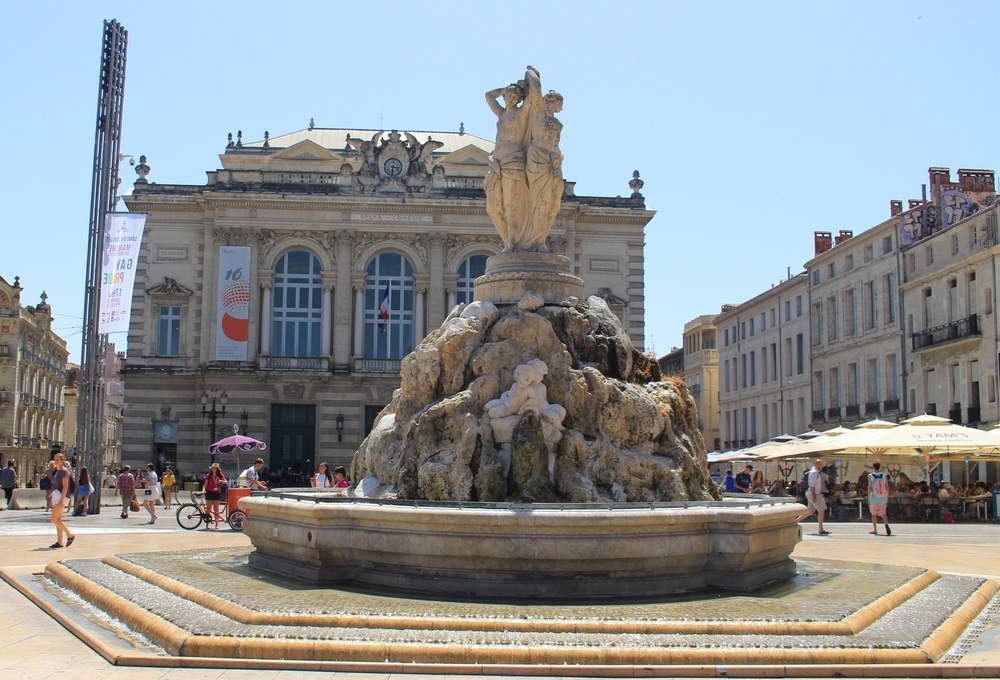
top-left (333, 466), bottom-right (350, 489)
top-left (49, 452), bottom-right (76, 548)
top-left (202, 463), bottom-right (227, 529)
top-left (734, 464), bottom-right (753, 493)
top-left (74, 467), bottom-right (93, 516)
top-left (241, 458), bottom-right (268, 490)
top-left (795, 459), bottom-right (831, 535)
top-left (1, 459), bottom-right (17, 507)
top-left (103, 468), bottom-right (118, 495)
top-left (161, 467), bottom-right (175, 509)
top-left (40, 461), bottom-right (55, 512)
top-left (312, 462), bottom-right (333, 488)
top-left (868, 462), bottom-right (892, 536)
top-left (722, 470), bottom-right (737, 493)
top-left (142, 464), bottom-right (160, 524)
top-left (117, 465), bottom-right (136, 519)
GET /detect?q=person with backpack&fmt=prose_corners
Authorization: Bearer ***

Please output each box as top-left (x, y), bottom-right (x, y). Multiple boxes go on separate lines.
top-left (868, 462), bottom-right (892, 536)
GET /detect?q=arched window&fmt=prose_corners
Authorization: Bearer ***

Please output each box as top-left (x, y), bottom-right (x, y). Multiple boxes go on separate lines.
top-left (271, 250), bottom-right (323, 357)
top-left (364, 252), bottom-right (414, 360)
top-left (455, 254), bottom-right (488, 305)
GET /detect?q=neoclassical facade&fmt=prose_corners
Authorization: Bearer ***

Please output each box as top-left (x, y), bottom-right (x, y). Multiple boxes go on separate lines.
top-left (121, 126), bottom-right (654, 477)
top-left (0, 276), bottom-right (69, 485)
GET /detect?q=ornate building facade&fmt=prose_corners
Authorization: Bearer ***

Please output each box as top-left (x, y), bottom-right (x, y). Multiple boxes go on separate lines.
top-left (120, 126), bottom-right (654, 478)
top-left (0, 276), bottom-right (69, 486)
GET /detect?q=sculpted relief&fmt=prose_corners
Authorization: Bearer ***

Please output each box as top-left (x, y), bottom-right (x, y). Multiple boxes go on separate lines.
top-left (345, 130), bottom-right (444, 194)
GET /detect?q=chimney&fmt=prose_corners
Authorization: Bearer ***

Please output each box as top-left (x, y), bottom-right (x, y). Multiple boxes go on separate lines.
top-left (721, 303), bottom-right (736, 313)
top-left (814, 231), bottom-right (833, 255)
top-left (958, 169), bottom-right (996, 193)
top-left (890, 200), bottom-right (903, 216)
top-left (908, 199), bottom-right (925, 209)
top-left (929, 167), bottom-right (951, 187)
top-left (835, 230), bottom-right (853, 245)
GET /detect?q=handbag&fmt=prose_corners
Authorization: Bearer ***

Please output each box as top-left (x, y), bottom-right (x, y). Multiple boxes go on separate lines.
top-left (143, 484), bottom-right (161, 502)
top-left (130, 498), bottom-right (140, 512)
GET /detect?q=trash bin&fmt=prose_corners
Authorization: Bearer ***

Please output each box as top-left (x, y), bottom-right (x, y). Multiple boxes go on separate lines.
top-left (227, 487), bottom-right (251, 515)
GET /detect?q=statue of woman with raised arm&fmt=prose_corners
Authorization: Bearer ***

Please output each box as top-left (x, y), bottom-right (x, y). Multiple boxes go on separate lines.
top-left (484, 72), bottom-right (533, 251)
top-left (525, 66), bottom-right (564, 251)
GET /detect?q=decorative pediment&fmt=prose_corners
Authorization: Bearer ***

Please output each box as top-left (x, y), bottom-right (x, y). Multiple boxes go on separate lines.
top-left (438, 144), bottom-right (491, 166)
top-left (270, 140), bottom-right (343, 162)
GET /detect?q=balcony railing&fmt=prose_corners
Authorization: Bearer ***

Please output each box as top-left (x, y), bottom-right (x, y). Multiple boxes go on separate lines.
top-left (846, 404), bottom-right (860, 417)
top-left (864, 401), bottom-right (880, 415)
top-left (827, 407), bottom-right (841, 418)
top-left (354, 358), bottom-right (403, 373)
top-left (258, 356), bottom-right (329, 371)
top-left (883, 398), bottom-right (900, 412)
top-left (912, 314), bottom-right (980, 351)
top-left (812, 409), bottom-right (825, 421)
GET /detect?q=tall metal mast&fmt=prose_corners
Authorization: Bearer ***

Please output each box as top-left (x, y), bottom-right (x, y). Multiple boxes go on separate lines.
top-left (78, 19), bottom-right (127, 512)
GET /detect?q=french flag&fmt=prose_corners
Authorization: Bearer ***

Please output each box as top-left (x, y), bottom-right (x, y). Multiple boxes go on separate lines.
top-left (379, 283), bottom-right (390, 321)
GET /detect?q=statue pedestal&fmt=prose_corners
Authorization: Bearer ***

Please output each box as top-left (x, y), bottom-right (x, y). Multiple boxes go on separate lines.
top-left (474, 252), bottom-right (584, 304)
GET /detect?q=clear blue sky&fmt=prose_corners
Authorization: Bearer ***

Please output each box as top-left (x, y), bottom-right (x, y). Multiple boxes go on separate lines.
top-left (4, 0), bottom-right (999, 363)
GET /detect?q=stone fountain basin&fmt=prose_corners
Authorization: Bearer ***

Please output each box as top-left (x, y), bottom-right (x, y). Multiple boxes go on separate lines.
top-left (241, 493), bottom-right (802, 600)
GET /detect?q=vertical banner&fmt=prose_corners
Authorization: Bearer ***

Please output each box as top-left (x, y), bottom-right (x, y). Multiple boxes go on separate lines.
top-left (217, 245), bottom-right (251, 361)
top-left (99, 213), bottom-right (147, 334)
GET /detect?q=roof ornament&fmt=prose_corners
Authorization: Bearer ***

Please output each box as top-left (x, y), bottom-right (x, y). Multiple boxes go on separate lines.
top-left (226, 133), bottom-right (234, 149)
top-left (134, 155), bottom-right (150, 184)
top-left (235, 130), bottom-right (243, 149)
top-left (263, 131), bottom-right (270, 150)
top-left (628, 170), bottom-right (644, 199)
top-left (459, 122), bottom-right (465, 135)
top-left (308, 117), bottom-right (315, 131)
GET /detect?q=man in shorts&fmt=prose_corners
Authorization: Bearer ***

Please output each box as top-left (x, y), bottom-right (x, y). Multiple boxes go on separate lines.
top-left (795, 459), bottom-right (830, 535)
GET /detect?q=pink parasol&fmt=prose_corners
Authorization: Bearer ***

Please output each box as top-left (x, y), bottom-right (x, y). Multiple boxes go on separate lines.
top-left (209, 425), bottom-right (267, 455)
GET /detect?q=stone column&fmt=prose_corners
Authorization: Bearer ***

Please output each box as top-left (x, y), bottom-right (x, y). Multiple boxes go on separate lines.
top-left (353, 287), bottom-right (365, 359)
top-left (333, 232), bottom-right (354, 369)
top-left (321, 279), bottom-right (333, 358)
top-left (415, 288), bottom-right (425, 342)
top-left (447, 290), bottom-right (456, 311)
top-left (427, 232), bottom-right (447, 329)
top-left (259, 277), bottom-right (273, 356)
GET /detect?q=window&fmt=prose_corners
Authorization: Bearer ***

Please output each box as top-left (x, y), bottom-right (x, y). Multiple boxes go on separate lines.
top-left (845, 288), bottom-right (856, 336)
top-left (827, 295), bottom-right (838, 342)
top-left (949, 279), bottom-right (959, 322)
top-left (749, 318), bottom-right (755, 336)
top-left (848, 362), bottom-right (859, 406)
top-left (724, 328), bottom-right (729, 346)
top-left (796, 333), bottom-right (804, 374)
top-left (926, 246), bottom-right (934, 266)
top-left (953, 234), bottom-right (960, 255)
top-left (750, 352), bottom-right (756, 386)
top-left (784, 300), bottom-right (791, 322)
top-left (829, 262), bottom-right (837, 278)
top-left (923, 288), bottom-right (933, 328)
top-left (887, 354), bottom-right (898, 400)
top-left (760, 312), bottom-right (766, 332)
top-left (796, 295), bottom-right (803, 317)
top-left (364, 251), bottom-right (416, 360)
top-left (866, 357), bottom-right (879, 404)
top-left (814, 371), bottom-right (826, 410)
top-left (811, 302), bottom-right (823, 346)
top-left (724, 359), bottom-right (731, 393)
top-left (830, 366), bottom-right (841, 407)
top-left (770, 343), bottom-right (777, 381)
top-left (741, 354), bottom-right (747, 388)
top-left (740, 322), bottom-right (746, 340)
top-left (882, 236), bottom-right (892, 254)
top-left (812, 270), bottom-right (820, 285)
top-left (158, 306), bottom-right (181, 356)
top-left (968, 273), bottom-right (978, 316)
top-left (864, 244), bottom-right (874, 262)
top-left (909, 253), bottom-right (916, 273)
top-left (272, 250), bottom-right (323, 357)
top-left (455, 254), bottom-right (488, 305)
top-left (845, 253), bottom-right (854, 271)
top-left (864, 281), bottom-right (876, 330)
top-left (886, 273), bottom-right (896, 323)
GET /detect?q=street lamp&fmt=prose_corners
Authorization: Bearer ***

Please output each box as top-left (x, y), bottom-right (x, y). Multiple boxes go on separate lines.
top-left (239, 409), bottom-right (249, 436)
top-left (201, 388), bottom-right (228, 464)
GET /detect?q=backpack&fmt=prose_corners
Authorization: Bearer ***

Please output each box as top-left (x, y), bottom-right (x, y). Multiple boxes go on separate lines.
top-left (68, 472), bottom-right (77, 495)
top-left (39, 475), bottom-right (52, 491)
top-left (870, 472), bottom-right (888, 498)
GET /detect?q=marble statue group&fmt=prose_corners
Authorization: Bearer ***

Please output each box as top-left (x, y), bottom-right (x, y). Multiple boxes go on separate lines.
top-left (484, 66), bottom-right (564, 252)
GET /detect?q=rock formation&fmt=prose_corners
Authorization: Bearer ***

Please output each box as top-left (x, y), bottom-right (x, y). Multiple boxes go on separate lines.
top-left (351, 293), bottom-right (719, 503)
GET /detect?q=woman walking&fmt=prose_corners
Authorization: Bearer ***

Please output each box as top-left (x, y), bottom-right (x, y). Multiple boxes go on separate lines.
top-left (49, 452), bottom-right (76, 548)
top-left (202, 463), bottom-right (226, 529)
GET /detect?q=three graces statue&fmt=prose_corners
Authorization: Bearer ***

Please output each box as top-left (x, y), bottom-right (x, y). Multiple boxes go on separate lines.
top-left (484, 66), bottom-right (564, 253)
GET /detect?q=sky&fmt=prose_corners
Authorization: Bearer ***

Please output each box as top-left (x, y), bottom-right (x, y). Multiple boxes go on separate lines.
top-left (4, 0), bottom-right (1000, 364)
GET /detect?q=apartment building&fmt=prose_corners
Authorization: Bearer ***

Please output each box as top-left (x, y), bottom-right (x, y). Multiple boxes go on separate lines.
top-left (681, 315), bottom-right (719, 451)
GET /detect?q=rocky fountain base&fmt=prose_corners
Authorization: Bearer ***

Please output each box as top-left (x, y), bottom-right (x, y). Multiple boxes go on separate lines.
top-left (242, 282), bottom-right (803, 598)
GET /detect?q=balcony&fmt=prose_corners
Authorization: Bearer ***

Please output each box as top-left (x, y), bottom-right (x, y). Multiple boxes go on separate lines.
top-left (258, 356), bottom-right (330, 371)
top-left (845, 404), bottom-right (860, 417)
top-left (354, 358), bottom-right (403, 373)
top-left (911, 314), bottom-right (980, 351)
top-left (864, 401), bottom-right (880, 415)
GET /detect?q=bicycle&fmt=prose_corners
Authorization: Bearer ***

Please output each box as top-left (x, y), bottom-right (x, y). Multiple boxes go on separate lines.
top-left (175, 491), bottom-right (247, 531)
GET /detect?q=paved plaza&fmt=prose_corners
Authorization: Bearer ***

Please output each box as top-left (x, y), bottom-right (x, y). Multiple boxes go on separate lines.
top-left (1, 505), bottom-right (1000, 679)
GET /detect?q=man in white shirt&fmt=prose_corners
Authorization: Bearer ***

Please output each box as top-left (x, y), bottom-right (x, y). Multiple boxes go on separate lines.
top-left (242, 459), bottom-right (268, 490)
top-left (794, 459), bottom-right (830, 535)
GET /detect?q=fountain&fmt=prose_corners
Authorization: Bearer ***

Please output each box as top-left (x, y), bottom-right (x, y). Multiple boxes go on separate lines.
top-left (241, 65), bottom-right (803, 598)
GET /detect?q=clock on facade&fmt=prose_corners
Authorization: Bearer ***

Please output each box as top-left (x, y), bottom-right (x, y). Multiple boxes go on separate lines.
top-left (383, 157), bottom-right (403, 176)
